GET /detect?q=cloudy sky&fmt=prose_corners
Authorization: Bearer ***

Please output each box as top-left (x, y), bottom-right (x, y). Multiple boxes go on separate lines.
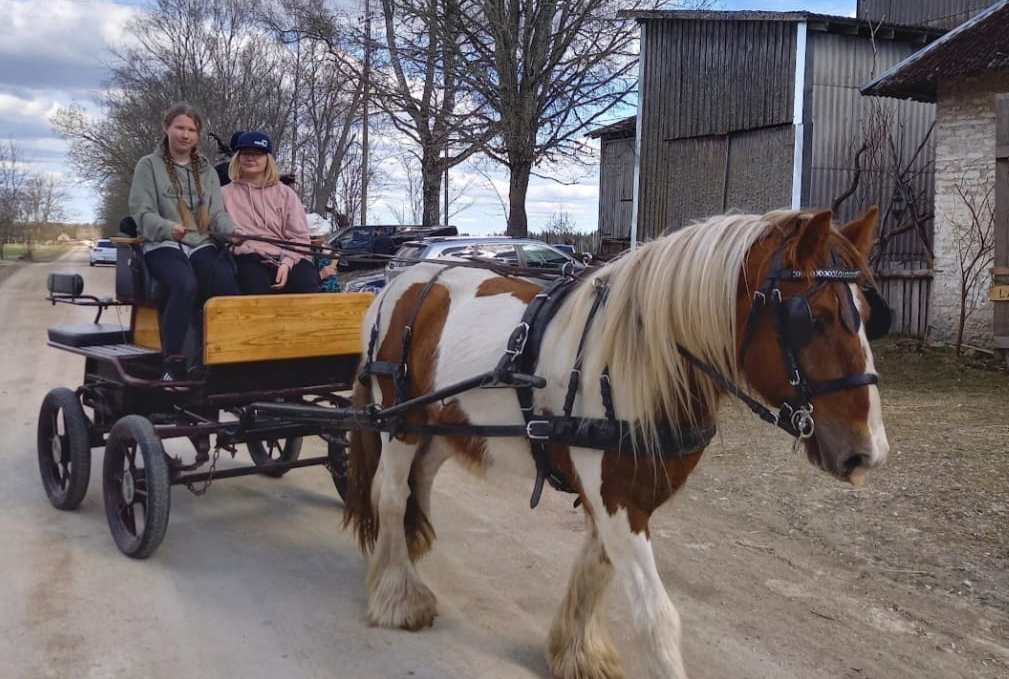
top-left (0, 0), bottom-right (855, 233)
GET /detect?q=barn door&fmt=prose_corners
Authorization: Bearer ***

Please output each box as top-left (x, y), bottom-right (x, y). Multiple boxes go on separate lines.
top-left (992, 95), bottom-right (1009, 348)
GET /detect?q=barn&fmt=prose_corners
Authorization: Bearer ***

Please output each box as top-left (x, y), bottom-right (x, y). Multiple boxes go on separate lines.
top-left (862, 0), bottom-right (1009, 353)
top-left (595, 9), bottom-right (941, 336)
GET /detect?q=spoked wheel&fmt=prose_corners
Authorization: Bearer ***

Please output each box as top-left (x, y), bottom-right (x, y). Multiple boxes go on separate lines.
top-left (247, 437), bottom-right (303, 478)
top-left (102, 415), bottom-right (171, 559)
top-left (37, 387), bottom-right (92, 510)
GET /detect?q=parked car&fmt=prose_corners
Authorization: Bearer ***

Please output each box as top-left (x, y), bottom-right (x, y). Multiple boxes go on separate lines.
top-left (89, 239), bottom-right (117, 267)
top-left (385, 236), bottom-right (584, 283)
top-left (343, 271), bottom-right (386, 294)
top-left (327, 224), bottom-right (458, 271)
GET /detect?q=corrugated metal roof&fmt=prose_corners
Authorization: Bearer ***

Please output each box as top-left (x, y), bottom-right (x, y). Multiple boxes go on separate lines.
top-left (588, 116), bottom-right (636, 139)
top-left (618, 10), bottom-right (943, 42)
top-left (861, 0), bottom-right (1009, 102)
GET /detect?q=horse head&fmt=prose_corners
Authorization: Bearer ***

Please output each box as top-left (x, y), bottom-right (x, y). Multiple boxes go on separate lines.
top-left (737, 208), bottom-right (889, 485)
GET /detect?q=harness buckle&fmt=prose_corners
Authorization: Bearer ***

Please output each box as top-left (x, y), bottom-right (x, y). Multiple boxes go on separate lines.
top-left (506, 322), bottom-right (530, 356)
top-left (791, 408), bottom-right (815, 439)
top-left (526, 420), bottom-right (552, 440)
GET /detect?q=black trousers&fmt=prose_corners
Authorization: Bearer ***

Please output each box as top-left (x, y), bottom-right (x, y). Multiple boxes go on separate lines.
top-left (145, 245), bottom-right (240, 357)
top-left (234, 255), bottom-right (320, 295)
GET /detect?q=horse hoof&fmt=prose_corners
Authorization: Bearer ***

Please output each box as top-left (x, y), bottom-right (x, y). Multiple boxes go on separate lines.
top-left (546, 639), bottom-right (625, 679)
top-left (366, 565), bottom-right (438, 630)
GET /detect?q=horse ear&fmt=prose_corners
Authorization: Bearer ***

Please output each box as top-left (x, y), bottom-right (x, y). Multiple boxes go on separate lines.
top-left (839, 206), bottom-right (878, 257)
top-left (794, 210), bottom-right (833, 265)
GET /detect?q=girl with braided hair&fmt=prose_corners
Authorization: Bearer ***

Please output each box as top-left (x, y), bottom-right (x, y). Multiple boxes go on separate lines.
top-left (129, 103), bottom-right (241, 382)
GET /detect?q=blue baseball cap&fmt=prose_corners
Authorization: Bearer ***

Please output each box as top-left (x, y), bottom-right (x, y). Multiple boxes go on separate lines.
top-left (234, 131), bottom-right (273, 155)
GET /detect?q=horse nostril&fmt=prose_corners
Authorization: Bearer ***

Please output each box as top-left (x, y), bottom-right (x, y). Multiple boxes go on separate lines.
top-left (843, 454), bottom-right (870, 476)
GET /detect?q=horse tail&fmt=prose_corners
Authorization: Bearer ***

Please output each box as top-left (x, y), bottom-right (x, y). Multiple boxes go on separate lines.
top-left (343, 378), bottom-right (382, 553)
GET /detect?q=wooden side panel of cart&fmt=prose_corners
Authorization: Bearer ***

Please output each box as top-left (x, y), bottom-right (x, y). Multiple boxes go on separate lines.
top-left (129, 292), bottom-right (373, 363)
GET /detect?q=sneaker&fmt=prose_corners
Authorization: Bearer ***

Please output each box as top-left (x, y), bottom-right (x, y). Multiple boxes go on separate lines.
top-left (160, 356), bottom-right (190, 389)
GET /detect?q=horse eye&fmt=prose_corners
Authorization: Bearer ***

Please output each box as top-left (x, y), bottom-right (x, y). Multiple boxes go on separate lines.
top-left (813, 314), bottom-right (829, 333)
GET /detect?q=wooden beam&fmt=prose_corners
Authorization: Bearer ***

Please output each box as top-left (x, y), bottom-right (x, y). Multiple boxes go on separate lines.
top-left (132, 306), bottom-right (161, 351)
top-left (993, 95), bottom-right (1009, 343)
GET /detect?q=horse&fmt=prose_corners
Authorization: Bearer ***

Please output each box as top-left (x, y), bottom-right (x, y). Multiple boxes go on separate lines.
top-left (343, 207), bottom-right (889, 679)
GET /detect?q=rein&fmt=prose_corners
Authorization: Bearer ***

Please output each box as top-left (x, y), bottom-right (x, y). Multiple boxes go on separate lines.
top-left (236, 233), bottom-right (582, 280)
top-left (251, 232), bottom-right (883, 508)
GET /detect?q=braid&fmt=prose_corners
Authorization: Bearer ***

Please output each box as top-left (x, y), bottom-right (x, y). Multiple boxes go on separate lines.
top-left (162, 137), bottom-right (195, 230)
top-left (190, 147), bottom-right (210, 233)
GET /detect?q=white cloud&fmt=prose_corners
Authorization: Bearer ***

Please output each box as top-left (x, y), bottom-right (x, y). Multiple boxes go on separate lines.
top-left (0, 93), bottom-right (61, 132)
top-left (0, 0), bottom-right (133, 62)
top-left (0, 1), bottom-right (136, 222)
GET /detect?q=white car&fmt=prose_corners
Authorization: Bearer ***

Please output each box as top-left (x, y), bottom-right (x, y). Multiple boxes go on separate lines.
top-left (385, 236), bottom-right (582, 283)
top-left (89, 239), bottom-right (117, 267)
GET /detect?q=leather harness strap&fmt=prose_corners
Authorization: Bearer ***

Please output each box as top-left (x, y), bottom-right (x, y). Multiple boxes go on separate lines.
top-left (358, 268), bottom-right (716, 509)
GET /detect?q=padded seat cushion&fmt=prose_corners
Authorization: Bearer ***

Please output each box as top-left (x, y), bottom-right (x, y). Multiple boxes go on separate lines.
top-left (47, 323), bottom-right (131, 348)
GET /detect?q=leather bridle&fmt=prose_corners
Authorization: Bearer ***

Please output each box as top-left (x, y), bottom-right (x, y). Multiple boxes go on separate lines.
top-left (681, 249), bottom-right (883, 441)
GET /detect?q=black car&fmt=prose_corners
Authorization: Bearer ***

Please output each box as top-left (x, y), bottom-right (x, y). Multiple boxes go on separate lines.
top-left (327, 224), bottom-right (458, 270)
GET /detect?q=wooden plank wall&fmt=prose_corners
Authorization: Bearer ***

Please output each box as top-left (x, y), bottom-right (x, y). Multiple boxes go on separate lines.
top-left (637, 19), bottom-right (796, 239)
top-left (597, 136), bottom-right (635, 239)
top-left (656, 124), bottom-right (794, 232)
top-left (877, 266), bottom-right (932, 339)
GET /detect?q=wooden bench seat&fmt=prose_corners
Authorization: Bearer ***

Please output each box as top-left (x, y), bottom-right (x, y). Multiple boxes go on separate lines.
top-left (202, 293), bottom-right (373, 365)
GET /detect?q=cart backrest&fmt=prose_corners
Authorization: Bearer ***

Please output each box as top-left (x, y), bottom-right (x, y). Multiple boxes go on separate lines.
top-left (202, 292), bottom-right (373, 365)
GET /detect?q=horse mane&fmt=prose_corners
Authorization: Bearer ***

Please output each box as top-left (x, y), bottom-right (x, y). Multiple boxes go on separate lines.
top-left (574, 211), bottom-right (801, 453)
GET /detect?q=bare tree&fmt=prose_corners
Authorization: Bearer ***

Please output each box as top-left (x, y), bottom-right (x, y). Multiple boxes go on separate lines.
top-left (278, 24), bottom-right (367, 216)
top-left (364, 0), bottom-right (496, 225)
top-left (951, 168), bottom-right (996, 355)
top-left (53, 0), bottom-right (295, 231)
top-left (385, 154), bottom-right (425, 224)
top-left (20, 174), bottom-right (69, 256)
top-left (454, 0), bottom-right (656, 236)
top-left (109, 0), bottom-right (294, 148)
top-left (0, 140), bottom-right (26, 259)
top-left (831, 99), bottom-right (935, 271)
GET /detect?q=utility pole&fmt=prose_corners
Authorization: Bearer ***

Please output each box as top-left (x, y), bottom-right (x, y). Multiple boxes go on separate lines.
top-left (361, 0), bottom-right (371, 226)
top-left (443, 146), bottom-right (449, 225)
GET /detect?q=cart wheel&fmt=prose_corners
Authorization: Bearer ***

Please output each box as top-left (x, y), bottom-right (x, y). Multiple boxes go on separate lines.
top-left (102, 415), bottom-right (171, 559)
top-left (37, 387), bottom-right (92, 510)
top-left (247, 437), bottom-right (303, 478)
top-left (327, 436), bottom-right (349, 503)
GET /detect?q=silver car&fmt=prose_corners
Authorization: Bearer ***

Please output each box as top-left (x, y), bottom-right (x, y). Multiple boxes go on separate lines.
top-left (89, 239), bottom-right (117, 266)
top-left (385, 236), bottom-right (582, 283)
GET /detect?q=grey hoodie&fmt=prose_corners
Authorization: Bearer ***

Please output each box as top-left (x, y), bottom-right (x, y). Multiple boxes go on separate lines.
top-left (129, 146), bottom-right (237, 249)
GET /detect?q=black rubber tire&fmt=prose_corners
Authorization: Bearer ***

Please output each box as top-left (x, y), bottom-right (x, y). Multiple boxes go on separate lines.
top-left (37, 387), bottom-right (92, 510)
top-left (102, 415), bottom-right (171, 559)
top-left (247, 437), bottom-right (303, 478)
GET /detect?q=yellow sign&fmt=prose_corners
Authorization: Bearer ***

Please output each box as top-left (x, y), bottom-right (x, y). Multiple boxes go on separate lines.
top-left (988, 285), bottom-right (1009, 301)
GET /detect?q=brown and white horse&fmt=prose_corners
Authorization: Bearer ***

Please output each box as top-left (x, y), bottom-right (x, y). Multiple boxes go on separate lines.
top-left (344, 208), bottom-right (888, 679)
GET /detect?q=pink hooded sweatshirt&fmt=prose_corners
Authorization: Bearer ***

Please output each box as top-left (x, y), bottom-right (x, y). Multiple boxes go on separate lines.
top-left (221, 180), bottom-right (311, 269)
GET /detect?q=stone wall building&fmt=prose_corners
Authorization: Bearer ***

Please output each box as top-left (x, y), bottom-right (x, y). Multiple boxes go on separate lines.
top-left (862, 1), bottom-right (1009, 351)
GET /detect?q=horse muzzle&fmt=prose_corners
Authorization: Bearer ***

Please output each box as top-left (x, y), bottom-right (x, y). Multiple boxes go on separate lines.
top-left (803, 418), bottom-right (888, 485)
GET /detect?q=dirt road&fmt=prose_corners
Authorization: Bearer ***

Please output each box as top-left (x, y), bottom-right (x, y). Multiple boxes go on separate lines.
top-left (1, 248), bottom-right (1006, 679)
